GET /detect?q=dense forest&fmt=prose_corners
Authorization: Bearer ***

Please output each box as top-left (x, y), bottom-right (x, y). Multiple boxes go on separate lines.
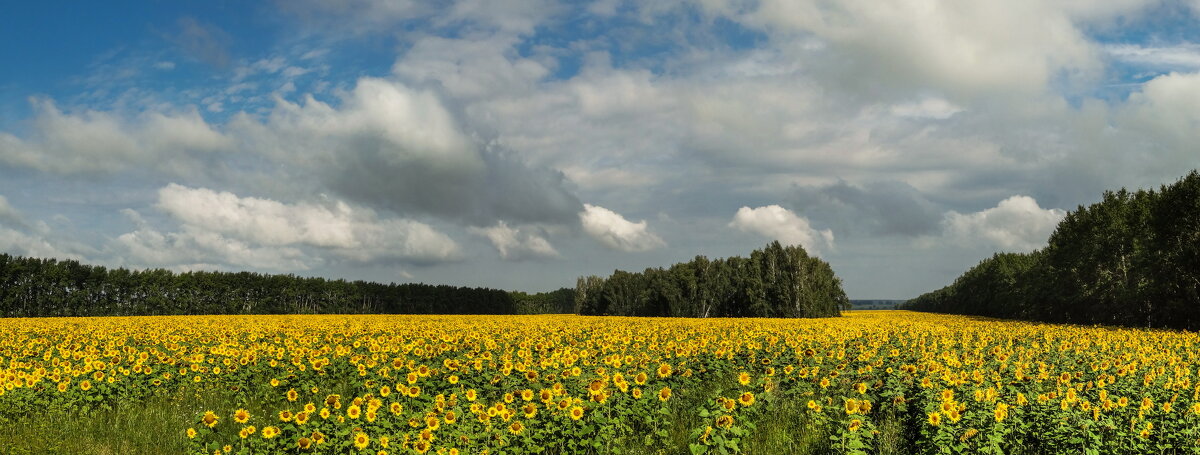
top-left (904, 171), bottom-right (1200, 330)
top-left (574, 241), bottom-right (849, 317)
top-left (0, 254), bottom-right (519, 317)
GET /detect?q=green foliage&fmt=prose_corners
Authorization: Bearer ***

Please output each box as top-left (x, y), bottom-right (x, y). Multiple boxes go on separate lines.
top-left (511, 288), bottom-right (577, 314)
top-left (575, 242), bottom-right (850, 318)
top-left (0, 254), bottom-right (516, 316)
top-left (904, 170), bottom-right (1200, 331)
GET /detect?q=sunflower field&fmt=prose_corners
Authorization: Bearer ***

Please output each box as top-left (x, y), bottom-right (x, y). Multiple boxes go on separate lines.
top-left (2, 311), bottom-right (1200, 454)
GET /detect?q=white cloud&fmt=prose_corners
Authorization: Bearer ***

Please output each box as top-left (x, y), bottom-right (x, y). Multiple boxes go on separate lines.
top-left (729, 205), bottom-right (834, 255)
top-left (942, 195), bottom-right (1065, 252)
top-left (0, 226), bottom-right (80, 261)
top-left (393, 35), bottom-right (551, 101)
top-left (0, 195), bottom-right (23, 228)
top-left (742, 0), bottom-right (1151, 101)
top-left (114, 219), bottom-right (311, 271)
top-left (0, 99), bottom-right (230, 174)
top-left (890, 97), bottom-right (963, 120)
top-left (468, 221), bottom-right (559, 260)
top-left (146, 184), bottom-right (463, 265)
top-left (1105, 44), bottom-right (1200, 71)
top-left (579, 204), bottom-right (665, 252)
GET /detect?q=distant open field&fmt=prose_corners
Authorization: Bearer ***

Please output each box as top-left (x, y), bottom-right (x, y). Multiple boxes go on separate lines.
top-left (1, 311), bottom-right (1197, 454)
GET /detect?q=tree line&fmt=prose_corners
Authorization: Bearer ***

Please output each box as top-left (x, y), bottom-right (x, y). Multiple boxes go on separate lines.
top-left (903, 171), bottom-right (1200, 330)
top-left (574, 241), bottom-right (849, 318)
top-left (0, 254), bottom-right (517, 317)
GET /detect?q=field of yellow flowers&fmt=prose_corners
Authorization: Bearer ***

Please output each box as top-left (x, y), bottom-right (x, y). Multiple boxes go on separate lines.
top-left (2, 311), bottom-right (1200, 454)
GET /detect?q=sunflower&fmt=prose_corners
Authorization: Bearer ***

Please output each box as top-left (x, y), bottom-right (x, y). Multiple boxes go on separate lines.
top-left (279, 410), bottom-right (294, 422)
top-left (186, 428), bottom-right (197, 439)
top-left (523, 404), bottom-right (538, 418)
top-left (445, 410), bottom-right (457, 424)
top-left (353, 432), bottom-right (370, 449)
top-left (202, 411), bottom-right (219, 428)
top-left (722, 397), bottom-right (737, 411)
top-left (634, 372), bottom-right (648, 385)
top-left (657, 363), bottom-right (672, 378)
top-left (379, 385), bottom-right (391, 397)
top-left (80, 380), bottom-right (92, 391)
top-left (928, 412), bottom-right (941, 426)
top-left (737, 372), bottom-right (751, 385)
top-left (296, 411), bottom-right (311, 425)
top-left (413, 440), bottom-right (430, 454)
top-left (738, 391), bottom-right (755, 407)
top-left (233, 409), bottom-right (250, 424)
top-left (346, 405), bottom-right (361, 419)
top-left (261, 426), bottom-right (280, 439)
top-left (570, 406), bottom-right (585, 420)
top-left (715, 415), bottom-right (734, 429)
top-left (509, 421), bottom-right (525, 435)
top-left (659, 387), bottom-right (672, 402)
top-left (297, 437), bottom-right (313, 450)
top-left (287, 388), bottom-right (299, 402)
top-left (849, 419), bottom-right (862, 432)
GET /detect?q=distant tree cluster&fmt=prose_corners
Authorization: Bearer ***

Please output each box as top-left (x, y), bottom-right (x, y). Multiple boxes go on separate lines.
top-left (904, 171), bottom-right (1200, 330)
top-left (0, 254), bottom-right (514, 317)
top-left (510, 288), bottom-right (576, 314)
top-left (574, 241), bottom-right (849, 318)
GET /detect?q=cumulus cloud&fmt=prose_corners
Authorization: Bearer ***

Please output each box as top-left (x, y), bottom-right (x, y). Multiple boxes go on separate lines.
top-left (234, 77), bottom-right (583, 225)
top-left (0, 195), bottom-right (81, 260)
top-left (942, 195), bottom-right (1066, 252)
top-left (114, 216), bottom-right (311, 271)
top-left (579, 204), bottom-right (665, 252)
top-left (742, 0), bottom-right (1151, 101)
top-left (468, 221), bottom-right (558, 260)
top-left (791, 180), bottom-right (942, 237)
top-left (729, 205), bottom-right (834, 255)
top-left (150, 184), bottom-right (462, 264)
top-left (0, 99), bottom-right (230, 175)
top-left (0, 195), bottom-right (24, 229)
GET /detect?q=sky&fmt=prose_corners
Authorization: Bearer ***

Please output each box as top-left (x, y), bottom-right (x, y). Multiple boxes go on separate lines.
top-left (1, 1), bottom-right (1199, 299)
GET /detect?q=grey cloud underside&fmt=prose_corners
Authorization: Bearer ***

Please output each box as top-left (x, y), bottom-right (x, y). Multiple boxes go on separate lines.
top-left (321, 140), bottom-right (582, 226)
top-left (790, 180), bottom-right (942, 238)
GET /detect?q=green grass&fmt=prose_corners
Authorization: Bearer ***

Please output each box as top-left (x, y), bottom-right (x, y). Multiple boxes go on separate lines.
top-left (0, 380), bottom-right (912, 455)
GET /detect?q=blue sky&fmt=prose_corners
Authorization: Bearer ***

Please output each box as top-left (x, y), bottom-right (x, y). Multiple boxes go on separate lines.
top-left (2, 0), bottom-right (1200, 298)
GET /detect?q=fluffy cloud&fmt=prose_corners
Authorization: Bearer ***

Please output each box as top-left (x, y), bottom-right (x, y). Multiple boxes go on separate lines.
top-left (0, 195), bottom-right (23, 229)
top-left (114, 217), bottom-right (310, 271)
top-left (729, 205), bottom-right (834, 255)
top-left (791, 180), bottom-right (942, 237)
top-left (233, 77), bottom-right (583, 225)
top-left (742, 0), bottom-right (1151, 101)
top-left (942, 195), bottom-right (1066, 252)
top-left (468, 221), bottom-right (558, 260)
top-left (0, 99), bottom-right (230, 175)
top-left (0, 195), bottom-right (81, 260)
top-left (579, 204), bottom-right (665, 252)
top-left (108, 184), bottom-right (463, 271)
top-left (152, 184), bottom-right (462, 264)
